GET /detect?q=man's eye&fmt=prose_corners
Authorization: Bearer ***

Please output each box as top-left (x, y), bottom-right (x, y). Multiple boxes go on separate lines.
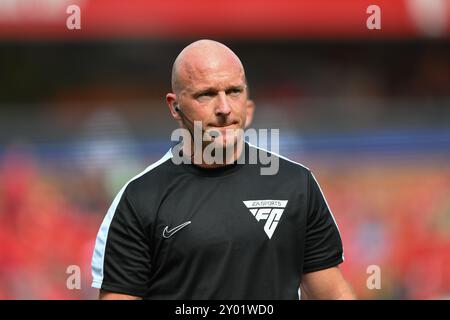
top-left (228, 88), bottom-right (242, 96)
top-left (199, 91), bottom-right (215, 98)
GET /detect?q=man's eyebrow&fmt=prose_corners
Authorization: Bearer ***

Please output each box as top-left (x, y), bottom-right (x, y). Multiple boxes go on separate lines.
top-left (226, 84), bottom-right (245, 90)
top-left (192, 87), bottom-right (217, 95)
top-left (190, 84), bottom-right (246, 97)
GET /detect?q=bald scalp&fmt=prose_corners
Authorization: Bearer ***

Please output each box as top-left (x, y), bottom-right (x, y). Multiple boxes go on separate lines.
top-left (171, 39), bottom-right (246, 95)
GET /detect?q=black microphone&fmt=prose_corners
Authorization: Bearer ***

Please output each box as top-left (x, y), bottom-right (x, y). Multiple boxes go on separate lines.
top-left (174, 103), bottom-right (196, 130)
top-left (175, 103), bottom-right (220, 139)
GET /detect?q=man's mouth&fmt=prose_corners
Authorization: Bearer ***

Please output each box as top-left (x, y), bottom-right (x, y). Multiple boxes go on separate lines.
top-left (206, 123), bottom-right (240, 139)
top-left (209, 122), bottom-right (239, 130)
top-left (210, 124), bottom-right (237, 135)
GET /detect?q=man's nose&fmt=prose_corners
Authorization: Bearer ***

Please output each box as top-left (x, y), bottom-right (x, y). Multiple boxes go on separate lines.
top-left (215, 92), bottom-right (232, 116)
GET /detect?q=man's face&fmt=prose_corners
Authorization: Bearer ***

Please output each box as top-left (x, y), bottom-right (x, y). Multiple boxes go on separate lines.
top-left (176, 60), bottom-right (249, 149)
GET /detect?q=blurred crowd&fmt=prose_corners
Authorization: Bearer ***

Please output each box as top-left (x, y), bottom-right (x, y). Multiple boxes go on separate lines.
top-left (319, 164), bottom-right (450, 299)
top-left (0, 148), bottom-right (101, 299)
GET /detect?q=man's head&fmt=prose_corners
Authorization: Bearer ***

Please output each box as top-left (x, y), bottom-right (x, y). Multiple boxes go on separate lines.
top-left (166, 39), bottom-right (254, 150)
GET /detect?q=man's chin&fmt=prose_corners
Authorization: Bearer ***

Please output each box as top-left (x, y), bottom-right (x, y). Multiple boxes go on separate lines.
top-left (207, 137), bottom-right (236, 150)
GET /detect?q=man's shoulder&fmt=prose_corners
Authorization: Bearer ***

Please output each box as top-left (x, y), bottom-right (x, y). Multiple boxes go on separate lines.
top-left (124, 148), bottom-right (175, 194)
top-left (246, 142), bottom-right (311, 176)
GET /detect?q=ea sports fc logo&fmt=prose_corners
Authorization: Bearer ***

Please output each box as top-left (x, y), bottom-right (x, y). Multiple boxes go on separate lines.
top-left (243, 200), bottom-right (288, 239)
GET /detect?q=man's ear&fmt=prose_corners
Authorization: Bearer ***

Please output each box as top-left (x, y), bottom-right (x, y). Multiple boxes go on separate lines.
top-left (244, 99), bottom-right (255, 128)
top-left (166, 93), bottom-right (181, 121)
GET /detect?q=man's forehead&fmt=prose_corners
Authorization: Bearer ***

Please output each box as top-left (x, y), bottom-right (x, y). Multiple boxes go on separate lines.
top-left (180, 62), bottom-right (245, 91)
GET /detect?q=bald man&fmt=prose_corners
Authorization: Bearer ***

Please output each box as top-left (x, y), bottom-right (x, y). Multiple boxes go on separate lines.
top-left (91, 40), bottom-right (355, 300)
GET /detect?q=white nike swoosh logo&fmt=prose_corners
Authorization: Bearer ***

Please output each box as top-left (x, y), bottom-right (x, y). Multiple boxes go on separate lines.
top-left (162, 221), bottom-right (191, 238)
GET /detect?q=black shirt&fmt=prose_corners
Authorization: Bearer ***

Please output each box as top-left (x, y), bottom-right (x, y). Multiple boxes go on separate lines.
top-left (91, 142), bottom-right (344, 299)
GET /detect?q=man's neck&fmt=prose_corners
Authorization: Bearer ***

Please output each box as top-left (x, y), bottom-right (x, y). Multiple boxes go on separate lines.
top-left (182, 138), bottom-right (245, 169)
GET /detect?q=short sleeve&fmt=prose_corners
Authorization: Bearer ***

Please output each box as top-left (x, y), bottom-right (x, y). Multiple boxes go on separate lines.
top-left (302, 171), bottom-right (344, 274)
top-left (91, 186), bottom-right (151, 297)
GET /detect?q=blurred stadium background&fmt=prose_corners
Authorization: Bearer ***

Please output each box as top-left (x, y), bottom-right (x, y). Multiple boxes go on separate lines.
top-left (1, 0), bottom-right (450, 299)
